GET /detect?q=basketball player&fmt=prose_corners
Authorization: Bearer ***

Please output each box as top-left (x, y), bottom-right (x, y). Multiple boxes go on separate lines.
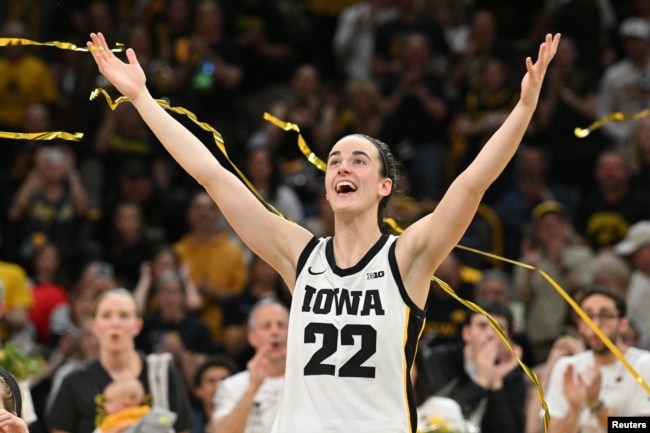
top-left (87, 32), bottom-right (560, 433)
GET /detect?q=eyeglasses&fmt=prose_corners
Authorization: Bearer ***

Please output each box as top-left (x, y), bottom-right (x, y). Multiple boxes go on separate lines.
top-left (583, 311), bottom-right (619, 323)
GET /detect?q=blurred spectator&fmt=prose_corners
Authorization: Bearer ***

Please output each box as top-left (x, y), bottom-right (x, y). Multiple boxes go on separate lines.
top-left (190, 356), bottom-right (238, 433)
top-left (6, 145), bottom-right (89, 273)
top-left (27, 243), bottom-right (70, 345)
top-left (209, 298), bottom-right (287, 433)
top-left (222, 255), bottom-right (291, 369)
top-left (220, 0), bottom-right (296, 121)
top-left (471, 0), bottom-right (547, 50)
top-left (536, 36), bottom-right (607, 195)
top-left (40, 316), bottom-right (100, 418)
top-left (523, 334), bottom-right (585, 433)
top-left (332, 0), bottom-right (399, 82)
top-left (148, 0), bottom-right (197, 107)
top-left (46, 288), bottom-right (194, 433)
top-left (132, 244), bottom-right (202, 317)
top-left (450, 56), bottom-right (518, 200)
top-left (448, 9), bottom-right (514, 93)
top-left (336, 78), bottom-right (387, 140)
top-left (174, 191), bottom-right (249, 342)
top-left (577, 149), bottom-right (650, 250)
top-left (263, 64), bottom-right (338, 207)
top-left (48, 261), bottom-right (115, 347)
top-left (301, 0), bottom-right (359, 79)
top-left (428, 0), bottom-right (471, 57)
top-left (545, 287), bottom-right (650, 432)
top-left (596, 16), bottom-right (650, 152)
top-left (241, 144), bottom-right (305, 225)
top-left (372, 0), bottom-right (450, 83)
top-left (0, 223), bottom-right (34, 346)
top-left (380, 33), bottom-right (454, 202)
top-left (587, 250), bottom-right (632, 297)
top-left (135, 270), bottom-right (224, 388)
top-left (100, 159), bottom-right (187, 246)
top-left (185, 0), bottom-right (245, 148)
top-left (547, 0), bottom-right (617, 78)
top-left (265, 63), bottom-right (338, 162)
top-left (626, 116), bottom-right (650, 193)
top-left (423, 252), bottom-right (475, 348)
top-left (0, 20), bottom-right (59, 131)
top-left (102, 201), bottom-right (159, 290)
top-left (474, 268), bottom-right (537, 368)
top-left (93, 102), bottom-right (170, 204)
top-left (514, 200), bottom-right (594, 362)
top-left (613, 220), bottom-right (650, 348)
top-left (492, 145), bottom-right (575, 262)
top-left (1, 103), bottom-right (53, 198)
top-left (426, 300), bottom-right (526, 433)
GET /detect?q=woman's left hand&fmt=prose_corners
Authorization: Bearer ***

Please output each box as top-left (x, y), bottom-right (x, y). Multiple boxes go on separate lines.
top-left (0, 409), bottom-right (29, 433)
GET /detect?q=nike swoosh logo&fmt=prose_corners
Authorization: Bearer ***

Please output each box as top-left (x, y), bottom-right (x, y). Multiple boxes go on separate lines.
top-left (308, 267), bottom-right (326, 275)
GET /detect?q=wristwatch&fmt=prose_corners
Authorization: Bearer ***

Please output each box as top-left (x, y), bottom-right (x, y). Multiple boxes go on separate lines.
top-left (590, 400), bottom-right (605, 413)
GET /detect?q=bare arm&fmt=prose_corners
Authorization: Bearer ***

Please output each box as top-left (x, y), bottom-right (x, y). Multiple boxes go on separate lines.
top-left (87, 33), bottom-right (312, 287)
top-left (209, 346), bottom-right (272, 433)
top-left (547, 411), bottom-right (580, 433)
top-left (396, 34), bottom-right (561, 307)
top-left (209, 384), bottom-right (258, 433)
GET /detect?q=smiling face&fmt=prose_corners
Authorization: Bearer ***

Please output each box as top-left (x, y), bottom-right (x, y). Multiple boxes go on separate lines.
top-left (325, 136), bottom-right (392, 219)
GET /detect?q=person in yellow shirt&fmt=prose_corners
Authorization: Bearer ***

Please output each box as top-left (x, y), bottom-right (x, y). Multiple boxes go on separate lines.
top-left (174, 192), bottom-right (248, 341)
top-left (0, 223), bottom-right (34, 342)
top-left (0, 20), bottom-right (59, 131)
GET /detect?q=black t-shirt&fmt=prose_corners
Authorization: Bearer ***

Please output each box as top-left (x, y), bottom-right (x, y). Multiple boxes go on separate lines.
top-left (45, 355), bottom-right (193, 433)
top-left (135, 312), bottom-right (223, 355)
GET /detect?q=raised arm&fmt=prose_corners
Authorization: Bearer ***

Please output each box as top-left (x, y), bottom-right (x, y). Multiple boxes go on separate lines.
top-left (397, 33), bottom-right (561, 306)
top-left (87, 33), bottom-right (312, 287)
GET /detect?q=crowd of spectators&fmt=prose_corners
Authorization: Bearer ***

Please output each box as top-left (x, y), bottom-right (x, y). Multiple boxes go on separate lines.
top-left (2, 1), bottom-right (650, 433)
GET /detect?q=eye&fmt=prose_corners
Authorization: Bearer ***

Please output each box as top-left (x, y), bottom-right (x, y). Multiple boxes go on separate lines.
top-left (353, 158), bottom-right (366, 165)
top-left (328, 158), bottom-right (340, 166)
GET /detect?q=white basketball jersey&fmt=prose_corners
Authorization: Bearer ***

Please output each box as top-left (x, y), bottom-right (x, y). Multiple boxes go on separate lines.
top-left (271, 235), bottom-right (426, 433)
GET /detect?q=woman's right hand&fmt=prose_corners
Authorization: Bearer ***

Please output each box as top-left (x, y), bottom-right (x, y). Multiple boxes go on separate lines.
top-left (0, 409), bottom-right (29, 433)
top-left (87, 32), bottom-right (147, 102)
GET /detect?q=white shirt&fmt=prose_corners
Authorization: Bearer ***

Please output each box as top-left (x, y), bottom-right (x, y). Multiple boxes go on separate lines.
top-left (332, 2), bottom-right (398, 80)
top-left (213, 371), bottom-right (284, 433)
top-left (545, 348), bottom-right (650, 433)
top-left (626, 270), bottom-right (650, 346)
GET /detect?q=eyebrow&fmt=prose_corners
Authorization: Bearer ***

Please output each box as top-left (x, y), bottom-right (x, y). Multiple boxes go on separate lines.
top-left (327, 150), bottom-right (372, 160)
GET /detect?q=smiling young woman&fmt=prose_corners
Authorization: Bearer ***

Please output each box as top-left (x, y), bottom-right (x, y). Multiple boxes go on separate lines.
top-left (86, 32), bottom-right (560, 433)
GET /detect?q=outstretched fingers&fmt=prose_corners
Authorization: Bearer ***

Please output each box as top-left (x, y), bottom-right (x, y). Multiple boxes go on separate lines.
top-left (536, 33), bottom-right (561, 70)
top-left (87, 32), bottom-right (112, 69)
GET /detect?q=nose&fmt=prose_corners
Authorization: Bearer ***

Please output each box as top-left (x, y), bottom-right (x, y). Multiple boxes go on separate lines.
top-left (337, 159), bottom-right (351, 173)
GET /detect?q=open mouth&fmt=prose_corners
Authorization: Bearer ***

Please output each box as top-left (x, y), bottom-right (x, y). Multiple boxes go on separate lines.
top-left (335, 181), bottom-right (357, 194)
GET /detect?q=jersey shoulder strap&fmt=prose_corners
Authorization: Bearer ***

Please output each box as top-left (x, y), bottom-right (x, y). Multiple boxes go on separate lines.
top-left (146, 352), bottom-right (172, 409)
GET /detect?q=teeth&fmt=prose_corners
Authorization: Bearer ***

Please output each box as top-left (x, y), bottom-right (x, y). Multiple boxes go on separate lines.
top-left (336, 181), bottom-right (357, 193)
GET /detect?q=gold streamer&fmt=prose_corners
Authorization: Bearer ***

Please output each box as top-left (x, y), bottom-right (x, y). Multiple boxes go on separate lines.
top-left (0, 131), bottom-right (83, 141)
top-left (383, 218), bottom-right (552, 431)
top-left (0, 38), bottom-right (124, 52)
top-left (574, 109), bottom-right (650, 137)
top-left (89, 89), bottom-right (289, 220)
top-left (263, 113), bottom-right (328, 172)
